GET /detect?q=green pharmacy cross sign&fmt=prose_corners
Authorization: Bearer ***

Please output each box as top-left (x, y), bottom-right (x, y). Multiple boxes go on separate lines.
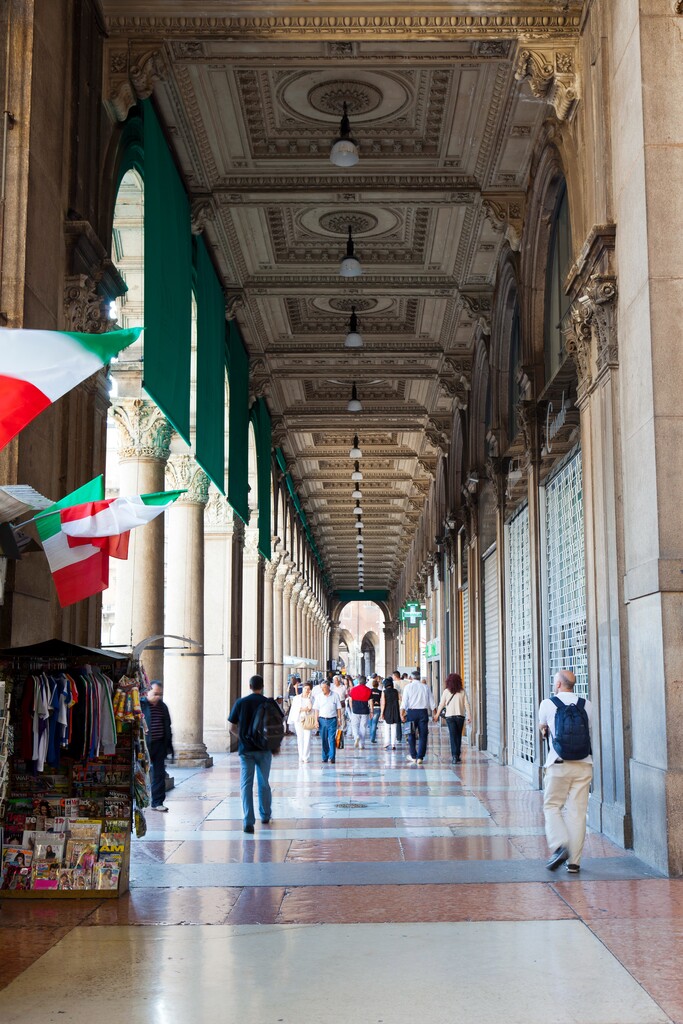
top-left (400, 602), bottom-right (426, 628)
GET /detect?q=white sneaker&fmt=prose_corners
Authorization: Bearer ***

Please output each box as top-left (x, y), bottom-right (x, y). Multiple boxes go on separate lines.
top-left (406, 756), bottom-right (417, 763)
top-left (417, 759), bottom-right (423, 764)
top-left (354, 738), bottom-right (359, 748)
top-left (151, 804), bottom-right (168, 812)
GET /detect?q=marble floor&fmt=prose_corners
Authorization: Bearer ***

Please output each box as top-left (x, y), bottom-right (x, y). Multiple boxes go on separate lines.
top-left (2, 726), bottom-right (682, 1024)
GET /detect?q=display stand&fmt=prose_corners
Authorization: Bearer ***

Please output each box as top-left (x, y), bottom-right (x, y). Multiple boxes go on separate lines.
top-left (0, 639), bottom-right (149, 899)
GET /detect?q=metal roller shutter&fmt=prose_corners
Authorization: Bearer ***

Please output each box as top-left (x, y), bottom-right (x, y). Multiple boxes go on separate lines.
top-left (506, 504), bottom-right (534, 774)
top-left (483, 549), bottom-right (500, 757)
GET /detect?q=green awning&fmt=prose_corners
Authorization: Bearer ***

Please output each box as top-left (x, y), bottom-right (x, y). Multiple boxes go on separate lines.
top-left (250, 398), bottom-right (272, 561)
top-left (142, 99), bottom-right (192, 444)
top-left (194, 237), bottom-right (226, 492)
top-left (226, 318), bottom-right (250, 524)
top-left (334, 590), bottom-right (389, 603)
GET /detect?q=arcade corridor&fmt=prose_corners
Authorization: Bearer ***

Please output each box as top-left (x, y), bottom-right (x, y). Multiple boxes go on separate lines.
top-left (2, 728), bottom-right (681, 1024)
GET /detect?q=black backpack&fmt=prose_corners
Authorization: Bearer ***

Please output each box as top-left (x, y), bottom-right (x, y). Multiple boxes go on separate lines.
top-left (550, 695), bottom-right (591, 760)
top-left (245, 698), bottom-right (285, 753)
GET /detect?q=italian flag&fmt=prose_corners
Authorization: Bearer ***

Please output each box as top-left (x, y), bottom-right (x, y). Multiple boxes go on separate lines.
top-left (0, 326), bottom-right (142, 450)
top-left (61, 491), bottom-right (184, 560)
top-left (35, 476), bottom-right (109, 608)
top-left (36, 481), bottom-right (183, 607)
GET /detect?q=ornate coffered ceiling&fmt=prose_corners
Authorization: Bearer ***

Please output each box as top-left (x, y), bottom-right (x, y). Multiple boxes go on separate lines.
top-left (102, 1), bottom-right (582, 594)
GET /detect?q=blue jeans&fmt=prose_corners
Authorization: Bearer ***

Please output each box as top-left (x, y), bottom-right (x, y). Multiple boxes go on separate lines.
top-left (240, 751), bottom-right (272, 827)
top-left (319, 717), bottom-right (338, 761)
top-left (369, 709), bottom-right (381, 742)
top-left (405, 709), bottom-right (429, 760)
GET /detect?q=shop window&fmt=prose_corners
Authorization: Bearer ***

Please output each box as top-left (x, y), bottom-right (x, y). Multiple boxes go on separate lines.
top-left (544, 184), bottom-right (572, 383)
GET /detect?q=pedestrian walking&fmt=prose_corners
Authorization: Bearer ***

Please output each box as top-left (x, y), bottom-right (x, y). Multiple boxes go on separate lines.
top-left (228, 675), bottom-right (278, 833)
top-left (313, 679), bottom-right (343, 764)
top-left (400, 670), bottom-right (434, 764)
top-left (380, 677), bottom-right (401, 748)
top-left (539, 669), bottom-right (593, 873)
top-left (141, 681), bottom-right (174, 812)
top-left (368, 675), bottom-right (382, 743)
top-left (347, 676), bottom-right (373, 749)
top-left (288, 682), bottom-right (315, 763)
top-left (434, 672), bottom-right (471, 764)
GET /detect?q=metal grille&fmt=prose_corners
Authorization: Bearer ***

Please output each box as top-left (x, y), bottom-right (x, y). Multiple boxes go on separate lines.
top-left (462, 586), bottom-right (470, 696)
top-left (506, 504), bottom-right (534, 763)
top-left (545, 452), bottom-right (588, 697)
top-left (483, 551), bottom-right (500, 756)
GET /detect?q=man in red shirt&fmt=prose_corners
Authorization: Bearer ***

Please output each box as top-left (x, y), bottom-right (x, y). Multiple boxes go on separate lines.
top-left (347, 676), bottom-right (373, 749)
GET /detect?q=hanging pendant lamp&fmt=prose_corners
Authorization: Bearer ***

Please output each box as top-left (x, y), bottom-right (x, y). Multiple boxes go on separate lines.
top-left (344, 306), bottom-right (364, 349)
top-left (349, 434), bottom-right (362, 459)
top-left (340, 226), bottom-right (362, 278)
top-left (330, 102), bottom-right (359, 168)
top-left (347, 382), bottom-right (362, 413)
top-left (351, 460), bottom-right (363, 482)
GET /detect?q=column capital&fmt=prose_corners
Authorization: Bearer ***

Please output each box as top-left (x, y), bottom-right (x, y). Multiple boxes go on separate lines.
top-left (112, 398), bottom-right (173, 462)
top-left (165, 454), bottom-right (210, 506)
top-left (514, 42), bottom-right (579, 122)
top-left (204, 488), bottom-right (234, 532)
top-left (233, 513), bottom-right (246, 546)
top-left (383, 619), bottom-right (400, 640)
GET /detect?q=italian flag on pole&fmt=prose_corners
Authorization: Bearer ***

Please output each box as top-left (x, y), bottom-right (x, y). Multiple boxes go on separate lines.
top-left (0, 326), bottom-right (142, 450)
top-left (36, 480), bottom-right (183, 607)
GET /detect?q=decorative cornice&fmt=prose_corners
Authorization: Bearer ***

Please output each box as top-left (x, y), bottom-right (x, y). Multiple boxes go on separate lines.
top-left (165, 454), bottom-right (210, 506)
top-left (104, 11), bottom-right (582, 41)
top-left (514, 44), bottom-right (579, 122)
top-left (105, 45), bottom-right (168, 122)
top-left (112, 398), bottom-right (173, 462)
top-left (564, 273), bottom-right (618, 403)
top-left (191, 197), bottom-right (215, 235)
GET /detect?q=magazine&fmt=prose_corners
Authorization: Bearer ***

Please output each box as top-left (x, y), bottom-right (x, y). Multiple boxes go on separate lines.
top-left (35, 835), bottom-right (66, 863)
top-left (32, 860), bottom-right (59, 889)
top-left (93, 860), bottom-right (120, 890)
top-left (1, 864), bottom-right (31, 890)
top-left (65, 839), bottom-right (98, 871)
top-left (71, 865), bottom-right (93, 890)
top-left (2, 846), bottom-right (33, 869)
top-left (68, 820), bottom-right (102, 840)
top-left (104, 795), bottom-right (131, 820)
top-left (2, 825), bottom-right (24, 847)
top-left (62, 798), bottom-right (80, 820)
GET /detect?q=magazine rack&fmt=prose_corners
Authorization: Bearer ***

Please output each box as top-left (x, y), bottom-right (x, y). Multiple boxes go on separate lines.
top-left (0, 639), bottom-right (136, 899)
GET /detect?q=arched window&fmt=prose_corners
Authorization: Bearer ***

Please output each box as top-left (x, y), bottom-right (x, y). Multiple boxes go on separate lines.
top-left (544, 183), bottom-right (572, 382)
top-left (507, 300), bottom-right (521, 440)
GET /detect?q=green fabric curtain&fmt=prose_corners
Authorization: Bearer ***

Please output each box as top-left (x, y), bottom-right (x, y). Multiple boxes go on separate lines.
top-left (250, 398), bottom-right (272, 561)
top-left (142, 99), bottom-right (192, 443)
top-left (226, 318), bottom-right (250, 523)
top-left (194, 237), bottom-right (226, 492)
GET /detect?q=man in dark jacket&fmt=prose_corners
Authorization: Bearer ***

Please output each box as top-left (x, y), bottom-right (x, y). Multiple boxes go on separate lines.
top-left (141, 681), bottom-right (174, 812)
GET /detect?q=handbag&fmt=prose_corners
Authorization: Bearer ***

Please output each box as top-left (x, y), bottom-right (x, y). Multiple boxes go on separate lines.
top-left (301, 709), bottom-right (317, 731)
top-left (335, 727), bottom-right (345, 749)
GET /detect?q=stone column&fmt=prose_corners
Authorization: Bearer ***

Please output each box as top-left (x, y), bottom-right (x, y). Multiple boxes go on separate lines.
top-left (295, 581), bottom-right (304, 661)
top-left (241, 527), bottom-right (261, 691)
top-left (329, 622), bottom-right (341, 669)
top-left (282, 573), bottom-right (295, 690)
top-left (228, 515), bottom-right (245, 746)
top-left (291, 577), bottom-right (304, 663)
top-left (203, 490), bottom-right (234, 751)
top-left (272, 561), bottom-right (287, 698)
top-left (163, 453), bottom-right (213, 768)
top-left (262, 557), bottom-right (278, 697)
top-left (112, 398), bottom-right (172, 681)
top-left (383, 619), bottom-right (400, 677)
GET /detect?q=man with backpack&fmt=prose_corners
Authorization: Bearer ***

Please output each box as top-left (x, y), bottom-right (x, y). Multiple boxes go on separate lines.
top-left (539, 669), bottom-right (593, 873)
top-left (228, 675), bottom-right (284, 834)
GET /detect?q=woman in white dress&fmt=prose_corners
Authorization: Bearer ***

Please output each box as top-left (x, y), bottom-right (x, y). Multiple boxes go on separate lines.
top-left (288, 683), bottom-right (314, 763)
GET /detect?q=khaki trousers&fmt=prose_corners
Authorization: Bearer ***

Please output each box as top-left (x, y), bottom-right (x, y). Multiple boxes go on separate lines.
top-left (543, 761), bottom-right (593, 864)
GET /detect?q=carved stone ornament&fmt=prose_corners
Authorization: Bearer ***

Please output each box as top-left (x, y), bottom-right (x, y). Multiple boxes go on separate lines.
top-left (106, 46), bottom-right (167, 122)
top-left (205, 488), bottom-right (234, 530)
top-left (113, 398), bottom-right (173, 462)
top-left (232, 513), bottom-right (246, 546)
top-left (485, 456), bottom-right (506, 512)
top-left (225, 292), bottom-right (244, 321)
top-left (64, 275), bottom-right (117, 334)
top-left (425, 419), bottom-right (450, 455)
top-left (165, 454), bottom-right (210, 506)
top-left (243, 526), bottom-right (260, 560)
top-left (191, 198), bottom-right (214, 236)
top-left (383, 619), bottom-right (400, 641)
top-left (516, 400), bottom-right (541, 463)
top-left (563, 304), bottom-right (594, 405)
top-left (482, 196), bottom-right (525, 252)
top-left (676, 1), bottom-right (683, 13)
top-left (249, 358), bottom-right (271, 400)
top-left (514, 45), bottom-right (579, 122)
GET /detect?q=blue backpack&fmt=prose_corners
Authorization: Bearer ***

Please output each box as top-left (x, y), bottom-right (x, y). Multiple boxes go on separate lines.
top-left (550, 696), bottom-right (591, 760)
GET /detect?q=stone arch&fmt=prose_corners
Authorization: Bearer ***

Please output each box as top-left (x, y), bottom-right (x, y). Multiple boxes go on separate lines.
top-left (469, 332), bottom-right (491, 471)
top-left (490, 249), bottom-right (523, 448)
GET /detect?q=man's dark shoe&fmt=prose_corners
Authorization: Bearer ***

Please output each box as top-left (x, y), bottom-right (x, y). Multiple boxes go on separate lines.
top-left (566, 863), bottom-right (580, 873)
top-left (546, 846), bottom-right (568, 871)
top-left (243, 824), bottom-right (255, 834)
top-left (261, 818), bottom-right (270, 824)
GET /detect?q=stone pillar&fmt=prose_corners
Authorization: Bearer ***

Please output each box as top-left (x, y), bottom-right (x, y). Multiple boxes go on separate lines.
top-left (295, 581), bottom-right (304, 661)
top-left (291, 577), bottom-right (303, 662)
top-left (383, 619), bottom-right (400, 676)
top-left (163, 453), bottom-right (212, 768)
top-left (228, 515), bottom-right (245, 747)
top-left (241, 527), bottom-right (261, 691)
top-left (112, 398), bottom-right (172, 681)
top-left (282, 573), bottom-right (295, 691)
top-left (330, 622), bottom-right (341, 669)
top-left (272, 561), bottom-right (287, 698)
top-left (262, 557), bottom-right (278, 697)
top-left (203, 490), bottom-right (234, 751)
